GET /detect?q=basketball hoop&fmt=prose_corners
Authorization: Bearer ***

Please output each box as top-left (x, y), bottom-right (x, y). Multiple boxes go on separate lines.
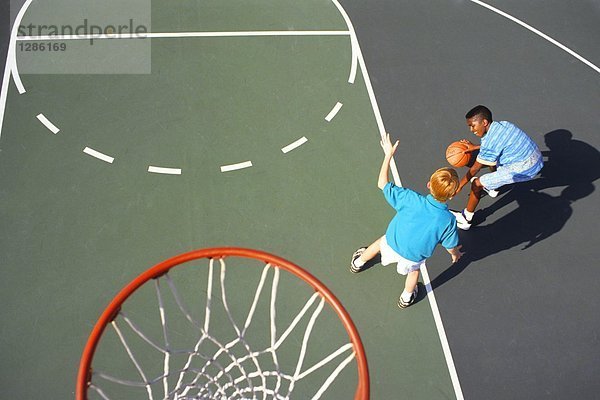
top-left (77, 247), bottom-right (369, 399)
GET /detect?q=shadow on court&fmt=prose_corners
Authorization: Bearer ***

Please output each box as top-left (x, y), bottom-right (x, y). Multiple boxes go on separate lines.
top-left (432, 130), bottom-right (600, 289)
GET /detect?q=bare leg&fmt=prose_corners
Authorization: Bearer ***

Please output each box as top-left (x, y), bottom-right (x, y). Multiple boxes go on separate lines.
top-left (466, 177), bottom-right (484, 213)
top-left (359, 236), bottom-right (384, 263)
top-left (404, 270), bottom-right (420, 293)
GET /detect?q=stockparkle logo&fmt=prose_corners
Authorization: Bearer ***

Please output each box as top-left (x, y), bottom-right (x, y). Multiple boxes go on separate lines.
top-left (18, 19), bottom-right (148, 44)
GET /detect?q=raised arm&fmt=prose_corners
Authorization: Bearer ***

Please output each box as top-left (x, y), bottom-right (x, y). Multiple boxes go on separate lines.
top-left (378, 133), bottom-right (399, 189)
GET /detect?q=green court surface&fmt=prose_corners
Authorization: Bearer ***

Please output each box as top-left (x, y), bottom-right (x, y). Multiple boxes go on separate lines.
top-left (1, 1), bottom-right (460, 398)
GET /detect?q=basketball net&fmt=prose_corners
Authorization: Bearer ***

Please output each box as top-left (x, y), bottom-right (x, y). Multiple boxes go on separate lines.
top-left (77, 248), bottom-right (369, 400)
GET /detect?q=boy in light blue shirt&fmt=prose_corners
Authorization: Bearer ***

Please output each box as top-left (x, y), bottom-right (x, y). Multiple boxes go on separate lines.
top-left (452, 105), bottom-right (543, 230)
top-left (351, 134), bottom-right (464, 308)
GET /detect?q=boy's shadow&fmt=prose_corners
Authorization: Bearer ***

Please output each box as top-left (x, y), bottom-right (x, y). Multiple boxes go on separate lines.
top-left (432, 129), bottom-right (599, 289)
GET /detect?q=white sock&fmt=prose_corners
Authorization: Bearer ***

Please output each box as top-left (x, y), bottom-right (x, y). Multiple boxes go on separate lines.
top-left (401, 290), bottom-right (413, 302)
top-left (353, 257), bottom-right (365, 268)
top-left (463, 209), bottom-right (474, 221)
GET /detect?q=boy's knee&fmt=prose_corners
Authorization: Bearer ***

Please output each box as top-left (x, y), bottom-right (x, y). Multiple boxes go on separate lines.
top-left (470, 178), bottom-right (483, 192)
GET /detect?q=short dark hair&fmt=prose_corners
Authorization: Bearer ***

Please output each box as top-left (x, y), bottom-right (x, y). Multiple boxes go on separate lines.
top-left (465, 105), bottom-right (492, 122)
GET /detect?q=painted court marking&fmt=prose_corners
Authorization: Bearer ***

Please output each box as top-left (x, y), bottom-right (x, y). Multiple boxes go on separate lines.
top-left (468, 0), bottom-right (600, 74)
top-left (16, 30), bottom-right (351, 41)
top-left (420, 264), bottom-right (464, 399)
top-left (36, 113), bottom-right (60, 134)
top-left (325, 102), bottom-right (343, 122)
top-left (83, 147), bottom-right (114, 164)
top-left (5, 29), bottom-right (355, 174)
top-left (281, 137), bottom-right (308, 154)
top-left (148, 166), bottom-right (182, 175)
top-left (220, 161), bottom-right (253, 173)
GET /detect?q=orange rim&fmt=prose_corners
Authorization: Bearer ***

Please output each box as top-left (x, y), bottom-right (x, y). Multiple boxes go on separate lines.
top-left (76, 247), bottom-right (369, 400)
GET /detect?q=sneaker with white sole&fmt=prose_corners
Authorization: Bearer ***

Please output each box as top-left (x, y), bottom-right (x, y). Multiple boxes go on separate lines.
top-left (483, 187), bottom-right (499, 198)
top-left (350, 247), bottom-right (367, 273)
top-left (398, 285), bottom-right (419, 309)
top-left (450, 209), bottom-right (472, 230)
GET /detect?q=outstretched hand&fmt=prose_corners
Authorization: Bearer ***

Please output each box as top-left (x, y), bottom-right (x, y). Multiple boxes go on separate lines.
top-left (380, 133), bottom-right (399, 157)
top-left (450, 245), bottom-right (464, 263)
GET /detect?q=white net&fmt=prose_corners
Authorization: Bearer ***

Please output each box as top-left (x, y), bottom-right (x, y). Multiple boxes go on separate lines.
top-left (87, 257), bottom-right (358, 400)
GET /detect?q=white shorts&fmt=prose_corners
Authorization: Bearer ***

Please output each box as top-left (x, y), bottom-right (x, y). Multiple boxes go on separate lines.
top-left (380, 236), bottom-right (426, 275)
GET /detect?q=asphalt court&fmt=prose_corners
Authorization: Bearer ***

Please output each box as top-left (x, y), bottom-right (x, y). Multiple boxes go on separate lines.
top-left (1, 0), bottom-right (599, 399)
top-left (340, 1), bottom-right (600, 399)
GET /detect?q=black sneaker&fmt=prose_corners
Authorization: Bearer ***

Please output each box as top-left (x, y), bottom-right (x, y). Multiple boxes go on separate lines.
top-left (397, 285), bottom-right (419, 309)
top-left (350, 247), bottom-right (367, 273)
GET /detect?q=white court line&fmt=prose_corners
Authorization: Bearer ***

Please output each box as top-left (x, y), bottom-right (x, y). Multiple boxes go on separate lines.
top-left (16, 30), bottom-right (351, 41)
top-left (7, 0), bottom-right (32, 96)
top-left (0, 52), bottom-right (11, 137)
top-left (36, 113), bottom-right (60, 134)
top-left (281, 137), bottom-right (308, 154)
top-left (0, 0), bottom-right (32, 138)
top-left (220, 161), bottom-right (253, 172)
top-left (469, 0), bottom-right (600, 74)
top-left (325, 102), bottom-right (343, 122)
top-left (420, 264), bottom-right (464, 399)
top-left (148, 166), bottom-right (182, 175)
top-left (334, 1), bottom-right (464, 398)
top-left (83, 147), bottom-right (114, 164)
top-left (331, 0), bottom-right (358, 83)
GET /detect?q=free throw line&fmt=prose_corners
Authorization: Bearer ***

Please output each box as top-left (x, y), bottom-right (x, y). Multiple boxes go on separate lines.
top-left (220, 161), bottom-right (253, 172)
top-left (36, 113), bottom-right (60, 134)
top-left (16, 30), bottom-right (351, 41)
top-left (281, 137), bottom-right (308, 154)
top-left (83, 147), bottom-right (114, 164)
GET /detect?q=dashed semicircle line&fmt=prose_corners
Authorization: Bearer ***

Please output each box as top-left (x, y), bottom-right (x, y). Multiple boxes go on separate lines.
top-left (281, 137), bottom-right (308, 154)
top-left (148, 165), bottom-right (182, 175)
top-left (221, 161), bottom-right (253, 172)
top-left (325, 102), bottom-right (343, 122)
top-left (36, 113), bottom-right (60, 134)
top-left (83, 146), bottom-right (114, 163)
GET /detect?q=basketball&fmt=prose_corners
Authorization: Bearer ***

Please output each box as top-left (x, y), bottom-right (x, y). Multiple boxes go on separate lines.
top-left (445, 140), bottom-right (470, 167)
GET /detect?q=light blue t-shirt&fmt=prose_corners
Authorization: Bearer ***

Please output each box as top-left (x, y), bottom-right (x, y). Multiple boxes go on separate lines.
top-left (383, 182), bottom-right (459, 262)
top-left (477, 121), bottom-right (539, 167)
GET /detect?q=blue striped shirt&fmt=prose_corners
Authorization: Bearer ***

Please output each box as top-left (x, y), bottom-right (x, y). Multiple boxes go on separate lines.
top-left (477, 121), bottom-right (539, 166)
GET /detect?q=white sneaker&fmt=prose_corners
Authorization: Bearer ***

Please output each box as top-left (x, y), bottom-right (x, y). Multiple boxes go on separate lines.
top-left (483, 187), bottom-right (499, 198)
top-left (451, 210), bottom-right (472, 230)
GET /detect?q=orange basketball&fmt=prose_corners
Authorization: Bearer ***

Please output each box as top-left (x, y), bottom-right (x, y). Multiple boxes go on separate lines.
top-left (446, 141), bottom-right (470, 167)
